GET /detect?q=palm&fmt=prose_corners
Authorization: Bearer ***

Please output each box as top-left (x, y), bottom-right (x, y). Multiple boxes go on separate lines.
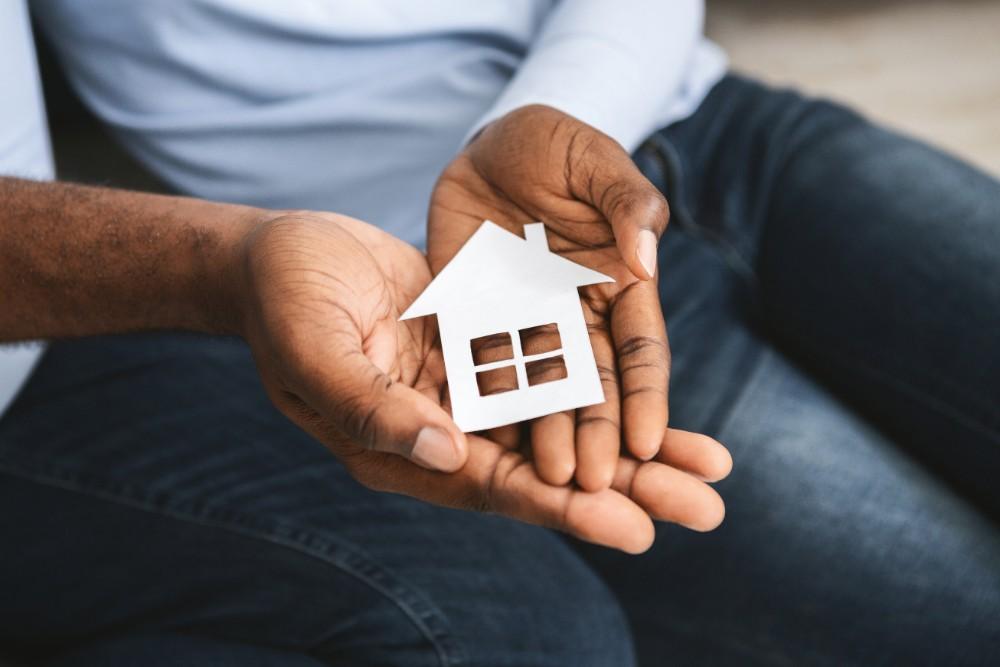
top-left (241, 211), bottom-right (728, 553)
top-left (241, 213), bottom-right (448, 456)
top-left (427, 108), bottom-right (671, 491)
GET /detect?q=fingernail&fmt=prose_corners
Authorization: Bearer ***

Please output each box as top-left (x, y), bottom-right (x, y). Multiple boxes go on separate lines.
top-left (637, 229), bottom-right (657, 279)
top-left (638, 444), bottom-right (658, 462)
top-left (412, 427), bottom-right (461, 471)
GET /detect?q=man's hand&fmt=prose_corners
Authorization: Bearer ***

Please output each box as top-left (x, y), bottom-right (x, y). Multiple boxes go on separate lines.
top-left (1, 178), bottom-right (729, 553)
top-left (234, 211), bottom-right (729, 553)
top-left (236, 211), bottom-right (468, 473)
top-left (429, 105), bottom-right (672, 491)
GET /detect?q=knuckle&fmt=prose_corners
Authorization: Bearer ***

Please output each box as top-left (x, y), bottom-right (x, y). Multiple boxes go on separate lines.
top-left (609, 189), bottom-right (670, 232)
top-left (595, 364), bottom-right (618, 385)
top-left (621, 385), bottom-right (667, 401)
top-left (602, 180), bottom-right (637, 220)
top-left (647, 192), bottom-right (670, 225)
top-left (618, 335), bottom-right (669, 363)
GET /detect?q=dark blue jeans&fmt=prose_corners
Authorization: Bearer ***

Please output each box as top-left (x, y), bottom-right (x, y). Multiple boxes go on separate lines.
top-left (1, 76), bottom-right (998, 666)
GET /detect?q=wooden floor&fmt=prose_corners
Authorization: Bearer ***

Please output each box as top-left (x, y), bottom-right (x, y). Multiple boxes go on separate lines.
top-left (706, 0), bottom-right (1000, 176)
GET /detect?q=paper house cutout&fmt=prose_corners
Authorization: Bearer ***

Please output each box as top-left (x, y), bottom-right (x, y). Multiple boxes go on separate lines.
top-left (401, 221), bottom-right (614, 432)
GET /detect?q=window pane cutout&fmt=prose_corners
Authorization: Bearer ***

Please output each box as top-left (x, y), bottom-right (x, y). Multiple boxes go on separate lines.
top-left (476, 365), bottom-right (519, 396)
top-left (518, 323), bottom-right (562, 355)
top-left (470, 331), bottom-right (514, 365)
top-left (472, 323), bottom-right (565, 396)
top-left (526, 355), bottom-right (567, 386)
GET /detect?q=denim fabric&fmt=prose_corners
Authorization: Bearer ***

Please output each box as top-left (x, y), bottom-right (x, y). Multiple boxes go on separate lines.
top-left (1, 75), bottom-right (999, 666)
top-left (0, 334), bottom-right (633, 667)
top-left (584, 75), bottom-right (1000, 665)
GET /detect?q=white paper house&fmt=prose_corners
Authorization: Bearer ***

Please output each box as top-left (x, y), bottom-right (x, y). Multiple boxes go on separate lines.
top-left (401, 221), bottom-right (614, 432)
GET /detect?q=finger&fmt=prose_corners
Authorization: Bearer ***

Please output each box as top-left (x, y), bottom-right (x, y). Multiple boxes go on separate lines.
top-left (612, 458), bottom-right (726, 532)
top-left (499, 459), bottom-right (655, 554)
top-left (611, 280), bottom-right (670, 461)
top-left (656, 428), bottom-right (733, 483)
top-left (574, 313), bottom-right (620, 492)
top-left (531, 410), bottom-right (576, 485)
top-left (566, 131), bottom-right (669, 280)
top-left (293, 326), bottom-right (467, 473)
top-left (324, 429), bottom-right (655, 553)
top-left (507, 322), bottom-right (575, 483)
top-left (398, 434), bottom-right (655, 554)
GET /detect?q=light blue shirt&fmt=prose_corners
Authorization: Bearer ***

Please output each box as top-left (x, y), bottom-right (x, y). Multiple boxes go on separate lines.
top-left (32, 0), bottom-right (725, 246)
top-left (2, 0), bottom-right (725, 415)
top-left (0, 1), bottom-right (52, 417)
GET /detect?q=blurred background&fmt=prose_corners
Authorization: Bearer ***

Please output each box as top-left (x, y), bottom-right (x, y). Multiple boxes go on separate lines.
top-left (707, 0), bottom-right (1000, 177)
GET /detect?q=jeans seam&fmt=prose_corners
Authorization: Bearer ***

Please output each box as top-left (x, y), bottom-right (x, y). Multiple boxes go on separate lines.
top-left (0, 457), bottom-right (467, 667)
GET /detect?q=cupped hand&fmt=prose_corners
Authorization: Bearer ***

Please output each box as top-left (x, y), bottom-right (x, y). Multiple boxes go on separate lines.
top-left (429, 105), bottom-right (672, 491)
top-left (231, 211), bottom-right (730, 553)
top-left (360, 425), bottom-right (731, 554)
top-left (237, 211), bottom-right (467, 473)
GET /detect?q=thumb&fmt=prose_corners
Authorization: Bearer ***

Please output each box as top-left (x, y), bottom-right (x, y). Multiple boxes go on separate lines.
top-left (568, 132), bottom-right (670, 280)
top-left (297, 337), bottom-right (468, 473)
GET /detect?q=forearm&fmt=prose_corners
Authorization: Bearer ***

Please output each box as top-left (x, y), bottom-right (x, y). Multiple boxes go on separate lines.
top-left (0, 177), bottom-right (260, 341)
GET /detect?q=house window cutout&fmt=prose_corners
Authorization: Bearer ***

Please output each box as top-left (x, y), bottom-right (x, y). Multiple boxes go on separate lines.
top-left (526, 354), bottom-right (567, 387)
top-left (470, 331), bottom-right (514, 365)
top-left (476, 365), bottom-right (518, 396)
top-left (472, 323), bottom-right (567, 396)
top-left (518, 323), bottom-right (562, 356)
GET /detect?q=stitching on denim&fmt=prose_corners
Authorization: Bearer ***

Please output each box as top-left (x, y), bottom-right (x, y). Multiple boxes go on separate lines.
top-left (0, 459), bottom-right (467, 667)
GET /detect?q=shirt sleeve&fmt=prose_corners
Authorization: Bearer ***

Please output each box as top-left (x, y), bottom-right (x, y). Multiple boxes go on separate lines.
top-left (0, 0), bottom-right (51, 417)
top-left (465, 0), bottom-right (706, 152)
top-left (0, 0), bottom-right (54, 180)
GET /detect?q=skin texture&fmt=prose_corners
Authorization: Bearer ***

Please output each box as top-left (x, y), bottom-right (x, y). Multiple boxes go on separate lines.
top-left (429, 105), bottom-right (675, 492)
top-left (1, 173), bottom-right (731, 553)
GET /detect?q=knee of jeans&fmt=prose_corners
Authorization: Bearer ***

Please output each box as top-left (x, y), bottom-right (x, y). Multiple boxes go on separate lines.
top-left (506, 565), bottom-right (636, 667)
top-left (424, 522), bottom-right (636, 667)
top-left (306, 523), bottom-right (636, 667)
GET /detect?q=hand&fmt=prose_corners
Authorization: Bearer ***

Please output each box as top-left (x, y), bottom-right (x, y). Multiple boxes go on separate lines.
top-left (237, 211), bottom-right (467, 472)
top-left (429, 105), bottom-right (672, 491)
top-left (233, 211), bottom-right (729, 553)
top-left (0, 177), bottom-right (727, 552)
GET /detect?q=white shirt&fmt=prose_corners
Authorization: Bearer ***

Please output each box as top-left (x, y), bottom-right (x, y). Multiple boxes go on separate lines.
top-left (2, 1), bottom-right (725, 416)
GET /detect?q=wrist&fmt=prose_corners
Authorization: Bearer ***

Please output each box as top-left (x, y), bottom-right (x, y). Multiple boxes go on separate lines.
top-left (184, 202), bottom-right (269, 337)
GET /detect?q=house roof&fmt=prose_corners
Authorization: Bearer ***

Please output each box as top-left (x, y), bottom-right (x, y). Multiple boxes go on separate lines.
top-left (400, 221), bottom-right (614, 320)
